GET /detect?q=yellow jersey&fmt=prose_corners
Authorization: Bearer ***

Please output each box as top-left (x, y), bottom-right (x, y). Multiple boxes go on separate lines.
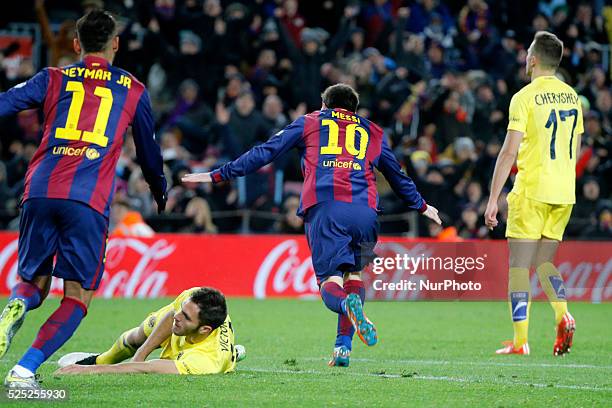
top-left (155, 288), bottom-right (237, 375)
top-left (507, 75), bottom-right (584, 204)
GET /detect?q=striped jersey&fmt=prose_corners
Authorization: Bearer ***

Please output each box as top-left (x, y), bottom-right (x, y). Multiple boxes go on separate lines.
top-left (210, 108), bottom-right (426, 215)
top-left (0, 55), bottom-right (166, 217)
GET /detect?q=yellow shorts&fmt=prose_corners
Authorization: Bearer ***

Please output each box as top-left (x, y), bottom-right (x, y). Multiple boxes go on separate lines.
top-left (506, 192), bottom-right (573, 241)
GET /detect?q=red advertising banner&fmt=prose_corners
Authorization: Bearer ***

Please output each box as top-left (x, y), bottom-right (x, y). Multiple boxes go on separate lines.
top-left (0, 232), bottom-right (609, 302)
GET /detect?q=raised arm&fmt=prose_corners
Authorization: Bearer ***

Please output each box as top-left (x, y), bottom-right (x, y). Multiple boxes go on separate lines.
top-left (182, 116), bottom-right (305, 184)
top-left (323, 6), bottom-right (358, 60)
top-left (274, 9), bottom-right (302, 62)
top-left (375, 137), bottom-right (441, 224)
top-left (34, 1), bottom-right (56, 56)
top-left (394, 8), bottom-right (410, 62)
top-left (131, 88), bottom-right (167, 212)
top-left (0, 69), bottom-right (49, 116)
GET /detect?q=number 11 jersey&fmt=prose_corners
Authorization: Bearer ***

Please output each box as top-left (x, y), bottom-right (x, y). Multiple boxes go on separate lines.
top-left (0, 55), bottom-right (165, 217)
top-left (508, 75), bottom-right (584, 204)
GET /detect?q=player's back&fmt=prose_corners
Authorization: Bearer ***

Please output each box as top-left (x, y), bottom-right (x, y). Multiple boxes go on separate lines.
top-left (509, 76), bottom-right (584, 204)
top-left (209, 104), bottom-right (424, 216)
top-left (300, 108), bottom-right (385, 215)
top-left (24, 56), bottom-right (147, 216)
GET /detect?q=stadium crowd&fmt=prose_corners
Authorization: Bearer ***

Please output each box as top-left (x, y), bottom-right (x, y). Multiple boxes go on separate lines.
top-left (0, 0), bottom-right (610, 239)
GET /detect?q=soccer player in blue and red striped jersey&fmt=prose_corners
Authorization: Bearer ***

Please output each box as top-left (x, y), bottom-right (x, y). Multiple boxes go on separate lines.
top-left (0, 10), bottom-right (166, 388)
top-left (182, 84), bottom-right (441, 367)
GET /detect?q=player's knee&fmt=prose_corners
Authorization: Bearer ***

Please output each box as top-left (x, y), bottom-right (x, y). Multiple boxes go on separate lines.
top-left (534, 238), bottom-right (559, 267)
top-left (343, 272), bottom-right (362, 282)
top-left (320, 275), bottom-right (344, 289)
top-left (126, 327), bottom-right (146, 349)
top-left (63, 281), bottom-right (95, 308)
top-left (61, 296), bottom-right (89, 317)
top-left (508, 240), bottom-right (538, 268)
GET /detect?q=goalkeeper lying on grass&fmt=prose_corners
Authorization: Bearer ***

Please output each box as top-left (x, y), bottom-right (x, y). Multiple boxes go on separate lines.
top-left (55, 287), bottom-right (245, 375)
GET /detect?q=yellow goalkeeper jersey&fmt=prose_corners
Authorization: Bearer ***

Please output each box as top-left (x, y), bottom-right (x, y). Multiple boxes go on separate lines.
top-left (155, 288), bottom-right (236, 375)
top-left (507, 75), bottom-right (584, 204)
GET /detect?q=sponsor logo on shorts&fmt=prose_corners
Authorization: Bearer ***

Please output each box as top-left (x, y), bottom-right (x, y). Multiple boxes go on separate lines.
top-left (52, 146), bottom-right (100, 160)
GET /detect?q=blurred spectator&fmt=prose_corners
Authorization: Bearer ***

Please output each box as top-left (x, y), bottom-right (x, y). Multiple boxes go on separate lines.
top-left (225, 90), bottom-right (272, 157)
top-left (274, 4), bottom-right (357, 110)
top-left (274, 196), bottom-right (304, 234)
top-left (580, 200), bottom-right (612, 240)
top-left (434, 92), bottom-right (471, 150)
top-left (182, 197), bottom-right (217, 233)
top-left (406, 1), bottom-right (454, 35)
top-left (34, 0), bottom-right (78, 67)
top-left (567, 177), bottom-right (602, 236)
top-left (111, 200), bottom-right (155, 237)
top-left (127, 169), bottom-right (155, 217)
top-left (0, 162), bottom-right (15, 211)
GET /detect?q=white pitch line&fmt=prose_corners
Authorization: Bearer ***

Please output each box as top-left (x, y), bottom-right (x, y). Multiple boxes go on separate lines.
top-left (246, 356), bottom-right (612, 370)
top-left (32, 359), bottom-right (612, 392)
top-left (241, 367), bottom-right (612, 392)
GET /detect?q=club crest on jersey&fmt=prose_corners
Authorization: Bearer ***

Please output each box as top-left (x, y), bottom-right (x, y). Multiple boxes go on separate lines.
top-left (510, 292), bottom-right (528, 322)
top-left (322, 159), bottom-right (362, 171)
top-left (85, 148), bottom-right (100, 160)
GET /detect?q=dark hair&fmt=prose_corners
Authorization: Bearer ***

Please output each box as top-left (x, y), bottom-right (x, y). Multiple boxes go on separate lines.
top-left (190, 287), bottom-right (227, 330)
top-left (321, 83), bottom-right (359, 112)
top-left (532, 31), bottom-right (563, 70)
top-left (76, 10), bottom-right (117, 53)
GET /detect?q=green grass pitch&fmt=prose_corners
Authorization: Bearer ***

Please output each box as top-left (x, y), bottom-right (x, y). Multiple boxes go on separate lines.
top-left (1, 297), bottom-right (610, 407)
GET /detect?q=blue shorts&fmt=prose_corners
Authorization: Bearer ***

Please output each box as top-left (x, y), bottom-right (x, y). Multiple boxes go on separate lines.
top-left (18, 198), bottom-right (109, 290)
top-left (304, 201), bottom-right (378, 285)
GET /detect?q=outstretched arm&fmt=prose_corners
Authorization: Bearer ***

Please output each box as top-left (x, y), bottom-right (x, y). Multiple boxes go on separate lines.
top-left (55, 359), bottom-right (179, 375)
top-left (182, 117), bottom-right (305, 183)
top-left (376, 137), bottom-right (441, 224)
top-left (484, 129), bottom-right (523, 229)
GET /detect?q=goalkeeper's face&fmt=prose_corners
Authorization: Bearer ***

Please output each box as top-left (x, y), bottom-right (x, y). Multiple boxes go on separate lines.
top-left (172, 300), bottom-right (210, 336)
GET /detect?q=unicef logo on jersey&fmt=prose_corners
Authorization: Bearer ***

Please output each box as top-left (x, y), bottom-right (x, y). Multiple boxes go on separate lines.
top-left (322, 159), bottom-right (363, 171)
top-left (52, 145), bottom-right (101, 159)
top-left (86, 148), bottom-right (100, 160)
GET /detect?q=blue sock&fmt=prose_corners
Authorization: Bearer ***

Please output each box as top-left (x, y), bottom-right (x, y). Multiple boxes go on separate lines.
top-left (320, 281), bottom-right (347, 315)
top-left (18, 297), bottom-right (87, 374)
top-left (335, 334), bottom-right (353, 350)
top-left (9, 282), bottom-right (42, 311)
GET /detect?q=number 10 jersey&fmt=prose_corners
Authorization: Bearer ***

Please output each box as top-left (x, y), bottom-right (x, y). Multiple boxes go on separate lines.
top-left (210, 108), bottom-right (426, 216)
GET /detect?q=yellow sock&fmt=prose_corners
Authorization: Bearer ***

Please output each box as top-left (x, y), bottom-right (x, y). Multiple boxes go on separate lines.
top-left (96, 329), bottom-right (137, 364)
top-left (508, 267), bottom-right (530, 348)
top-left (536, 262), bottom-right (568, 324)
